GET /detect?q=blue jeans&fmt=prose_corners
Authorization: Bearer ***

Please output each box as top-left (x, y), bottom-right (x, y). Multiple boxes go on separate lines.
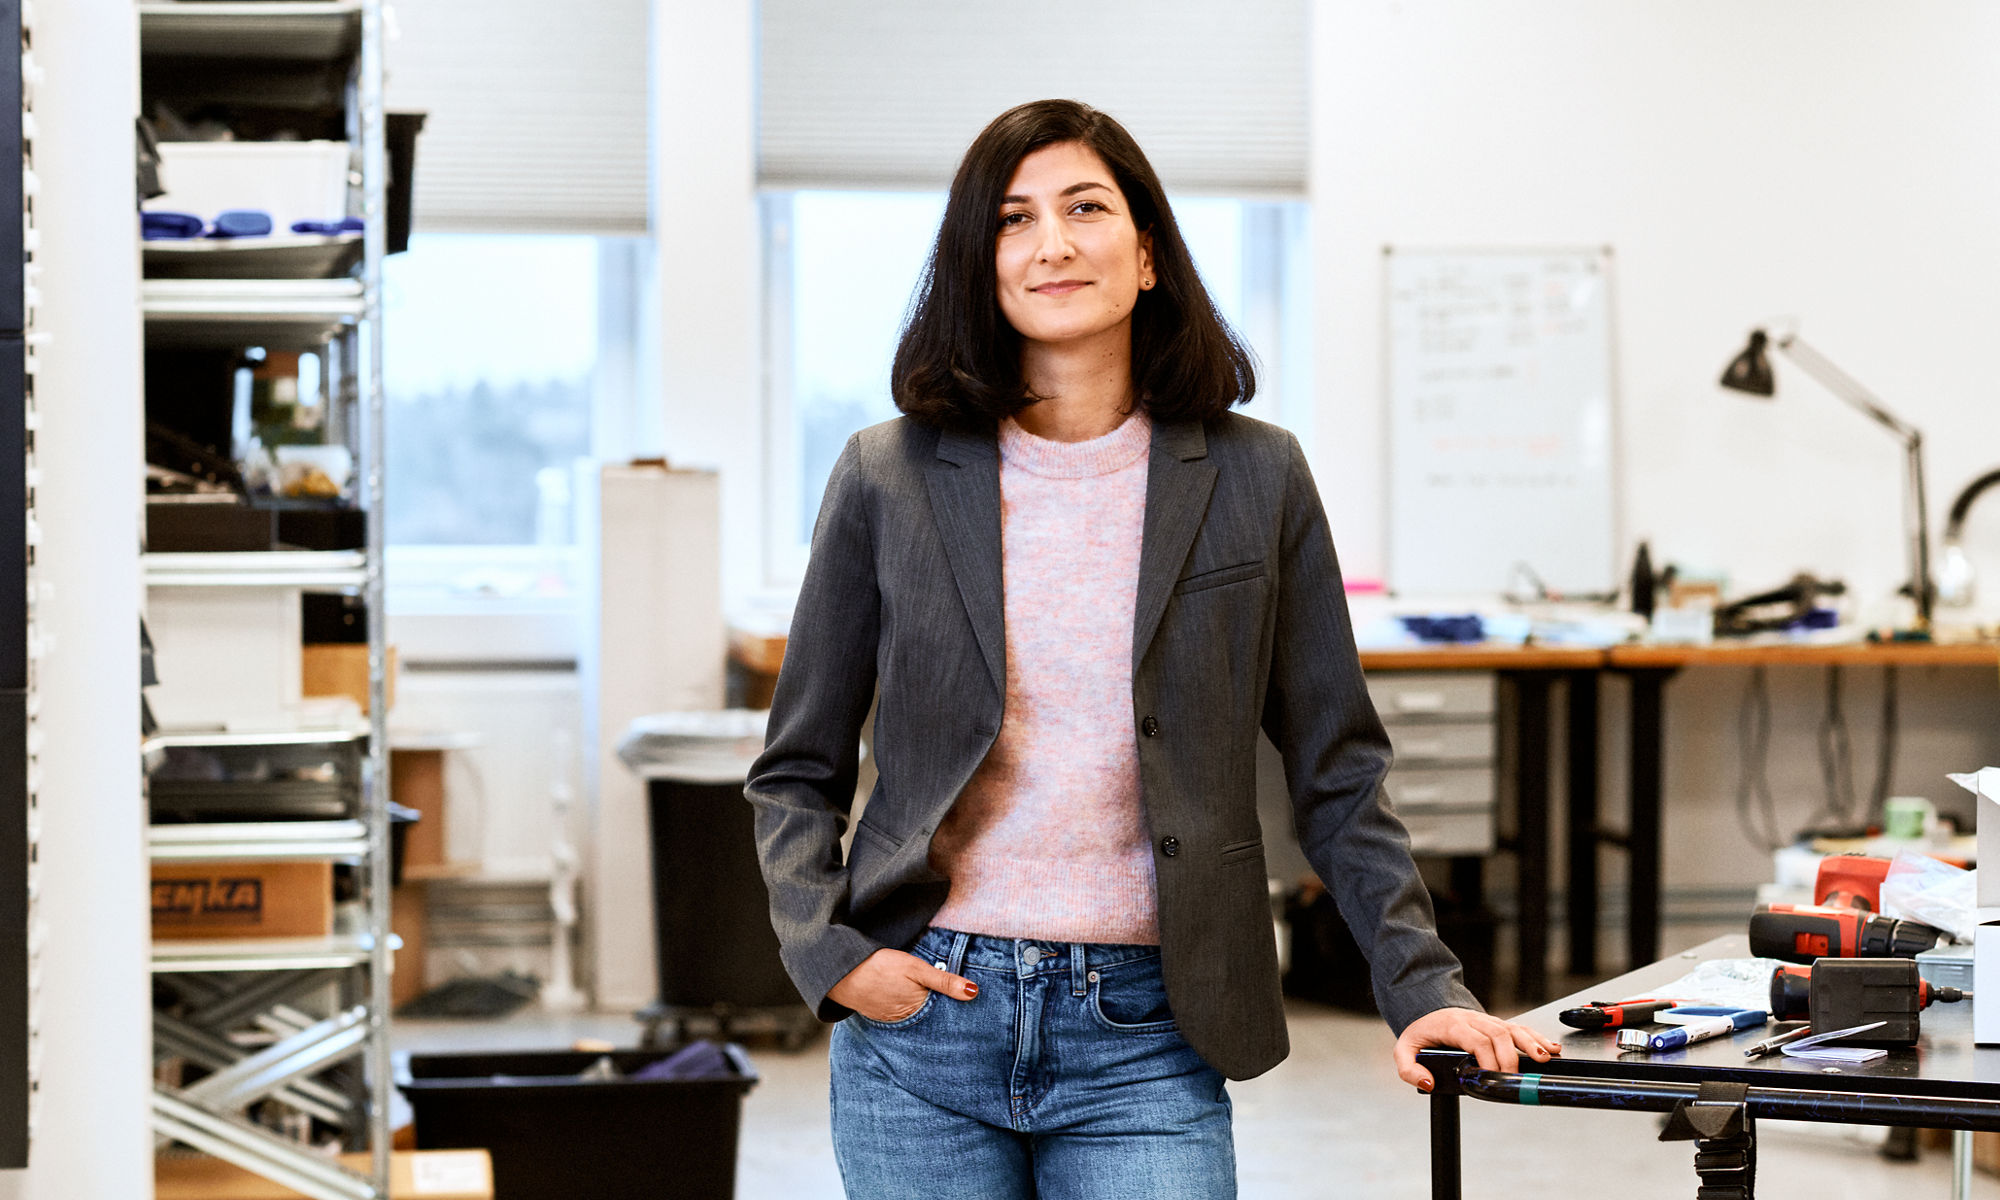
top-left (829, 926), bottom-right (1236, 1199)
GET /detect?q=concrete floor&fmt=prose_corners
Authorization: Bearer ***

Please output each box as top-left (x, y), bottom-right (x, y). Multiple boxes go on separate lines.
top-left (392, 999), bottom-right (2000, 1199)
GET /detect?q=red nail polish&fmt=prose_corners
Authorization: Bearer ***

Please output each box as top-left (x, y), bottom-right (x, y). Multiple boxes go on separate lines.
top-left (964, 983), bottom-right (978, 998)
top-left (1417, 1080), bottom-right (1433, 1094)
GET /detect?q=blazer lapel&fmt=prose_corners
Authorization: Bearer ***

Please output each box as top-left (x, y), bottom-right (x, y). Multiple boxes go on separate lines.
top-left (1132, 419), bottom-right (1217, 666)
top-left (925, 425), bottom-right (1006, 697)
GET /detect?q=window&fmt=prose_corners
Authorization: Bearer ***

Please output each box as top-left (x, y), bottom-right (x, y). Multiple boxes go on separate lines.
top-left (383, 233), bottom-right (599, 548)
top-left (382, 233), bottom-right (655, 614)
top-left (762, 192), bottom-right (1311, 582)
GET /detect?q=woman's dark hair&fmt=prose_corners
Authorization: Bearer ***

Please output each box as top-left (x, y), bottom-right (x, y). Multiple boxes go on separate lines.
top-left (891, 99), bottom-right (1257, 427)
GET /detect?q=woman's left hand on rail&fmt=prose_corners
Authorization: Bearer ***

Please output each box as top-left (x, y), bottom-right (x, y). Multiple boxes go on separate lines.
top-left (1393, 1006), bottom-right (1561, 1094)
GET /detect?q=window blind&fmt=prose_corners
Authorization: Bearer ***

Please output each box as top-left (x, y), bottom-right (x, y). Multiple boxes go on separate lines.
top-left (757, 1), bottom-right (1309, 195)
top-left (385, 0), bottom-right (649, 233)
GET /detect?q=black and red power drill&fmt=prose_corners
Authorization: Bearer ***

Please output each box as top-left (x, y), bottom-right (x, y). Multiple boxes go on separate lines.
top-left (1769, 959), bottom-right (1970, 1044)
top-left (1750, 853), bottom-right (1945, 964)
top-left (1749, 906), bottom-right (1945, 963)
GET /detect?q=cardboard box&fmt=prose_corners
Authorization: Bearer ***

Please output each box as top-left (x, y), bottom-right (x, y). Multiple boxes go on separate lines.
top-left (157, 1149), bottom-right (493, 1199)
top-left (302, 643), bottom-right (397, 714)
top-left (151, 860), bottom-right (334, 940)
top-left (1968, 769), bottom-right (2000, 908)
top-left (1976, 909), bottom-right (2000, 1045)
top-left (390, 748), bottom-right (446, 870)
top-left (391, 880), bottom-right (429, 1008)
top-left (147, 584), bottom-right (302, 727)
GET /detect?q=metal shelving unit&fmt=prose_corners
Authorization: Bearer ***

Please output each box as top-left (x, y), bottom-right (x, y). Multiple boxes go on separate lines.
top-left (144, 550), bottom-right (368, 589)
top-left (140, 2), bottom-right (393, 1196)
top-left (137, 1), bottom-right (362, 61)
top-left (142, 279), bottom-right (365, 349)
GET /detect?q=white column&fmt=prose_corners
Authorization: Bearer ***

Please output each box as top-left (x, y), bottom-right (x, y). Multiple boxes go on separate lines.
top-left (0, 0), bottom-right (149, 1194)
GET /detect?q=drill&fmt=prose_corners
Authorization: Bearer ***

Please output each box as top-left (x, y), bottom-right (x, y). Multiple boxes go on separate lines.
top-left (1748, 905), bottom-right (1943, 963)
top-left (1814, 854), bottom-right (1892, 911)
top-left (1769, 959), bottom-right (1970, 1044)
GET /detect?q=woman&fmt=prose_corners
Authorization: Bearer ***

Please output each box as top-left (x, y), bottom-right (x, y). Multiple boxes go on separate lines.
top-left (745, 99), bottom-right (1557, 1198)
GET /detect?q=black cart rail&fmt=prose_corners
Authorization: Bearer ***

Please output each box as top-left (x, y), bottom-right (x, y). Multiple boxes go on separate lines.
top-left (1423, 1048), bottom-right (1999, 1200)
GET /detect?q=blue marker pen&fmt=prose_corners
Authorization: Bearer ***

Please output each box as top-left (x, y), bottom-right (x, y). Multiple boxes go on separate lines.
top-left (1616, 1008), bottom-right (1768, 1052)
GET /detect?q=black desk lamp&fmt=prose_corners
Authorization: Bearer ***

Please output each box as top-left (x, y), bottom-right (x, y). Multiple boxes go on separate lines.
top-left (1719, 328), bottom-right (1933, 634)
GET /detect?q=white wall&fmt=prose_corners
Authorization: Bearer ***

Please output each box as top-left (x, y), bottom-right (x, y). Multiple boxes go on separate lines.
top-left (1312, 0), bottom-right (2000, 611)
top-left (1312, 2), bottom-right (2000, 923)
top-left (0, 0), bottom-right (151, 1194)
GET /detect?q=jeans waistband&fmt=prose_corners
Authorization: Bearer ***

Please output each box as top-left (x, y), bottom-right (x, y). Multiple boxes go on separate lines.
top-left (914, 926), bottom-right (1160, 981)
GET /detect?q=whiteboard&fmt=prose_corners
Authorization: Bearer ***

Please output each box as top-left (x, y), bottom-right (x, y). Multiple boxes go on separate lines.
top-left (1385, 247), bottom-right (1618, 597)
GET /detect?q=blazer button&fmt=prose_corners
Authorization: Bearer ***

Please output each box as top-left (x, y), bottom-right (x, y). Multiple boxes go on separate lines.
top-left (1160, 836), bottom-right (1180, 857)
top-left (1141, 716), bottom-right (1160, 738)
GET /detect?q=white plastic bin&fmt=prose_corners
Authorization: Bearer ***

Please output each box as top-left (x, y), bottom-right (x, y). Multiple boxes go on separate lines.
top-left (145, 141), bottom-right (353, 230)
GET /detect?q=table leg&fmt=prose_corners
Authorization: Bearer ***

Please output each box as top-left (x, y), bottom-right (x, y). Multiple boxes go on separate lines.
top-left (1424, 1050), bottom-right (1465, 1200)
top-left (1511, 673), bottom-right (1552, 1003)
top-left (1625, 668), bottom-right (1673, 969)
top-left (1954, 1129), bottom-right (1972, 1200)
top-left (1565, 670), bottom-right (1600, 976)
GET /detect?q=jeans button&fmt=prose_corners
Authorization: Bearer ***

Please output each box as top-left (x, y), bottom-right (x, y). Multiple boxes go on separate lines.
top-left (1160, 836), bottom-right (1180, 857)
top-left (1022, 946), bottom-right (1042, 965)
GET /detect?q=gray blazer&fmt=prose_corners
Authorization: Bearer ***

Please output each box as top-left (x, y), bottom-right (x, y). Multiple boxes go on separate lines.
top-left (744, 411), bottom-right (1477, 1080)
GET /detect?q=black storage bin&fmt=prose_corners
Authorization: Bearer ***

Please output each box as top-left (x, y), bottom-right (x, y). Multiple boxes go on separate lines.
top-left (402, 1047), bottom-right (757, 1200)
top-left (646, 776), bottom-right (800, 1009)
top-left (619, 712), bottom-right (804, 1014)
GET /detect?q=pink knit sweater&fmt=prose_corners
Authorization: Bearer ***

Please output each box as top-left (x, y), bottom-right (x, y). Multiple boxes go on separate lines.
top-left (928, 410), bottom-right (1158, 945)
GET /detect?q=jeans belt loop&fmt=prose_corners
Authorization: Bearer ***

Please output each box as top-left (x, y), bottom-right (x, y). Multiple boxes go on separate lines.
top-left (1071, 944), bottom-right (1088, 997)
top-left (948, 930), bottom-right (970, 977)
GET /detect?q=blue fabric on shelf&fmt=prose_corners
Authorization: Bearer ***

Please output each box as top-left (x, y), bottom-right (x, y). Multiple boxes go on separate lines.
top-left (208, 209), bottom-right (274, 238)
top-left (289, 217), bottom-right (365, 235)
top-left (141, 211), bottom-right (205, 240)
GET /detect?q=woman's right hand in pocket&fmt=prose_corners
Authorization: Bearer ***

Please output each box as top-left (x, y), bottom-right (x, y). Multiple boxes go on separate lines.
top-left (830, 948), bottom-right (978, 1022)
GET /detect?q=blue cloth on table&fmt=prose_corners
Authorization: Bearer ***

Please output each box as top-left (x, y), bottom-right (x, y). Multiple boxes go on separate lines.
top-left (1399, 614), bottom-right (1485, 644)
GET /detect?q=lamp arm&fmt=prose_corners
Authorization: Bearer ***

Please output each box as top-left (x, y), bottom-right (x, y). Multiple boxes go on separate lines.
top-left (1773, 332), bottom-right (1932, 630)
top-left (1774, 334), bottom-right (1921, 445)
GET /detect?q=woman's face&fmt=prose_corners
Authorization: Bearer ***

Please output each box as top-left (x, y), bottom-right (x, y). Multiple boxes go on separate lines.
top-left (993, 140), bottom-right (1154, 352)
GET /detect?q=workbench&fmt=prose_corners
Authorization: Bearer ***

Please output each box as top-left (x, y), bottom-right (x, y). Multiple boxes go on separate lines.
top-left (1420, 934), bottom-right (2000, 1199)
top-left (1360, 641), bottom-right (2000, 1001)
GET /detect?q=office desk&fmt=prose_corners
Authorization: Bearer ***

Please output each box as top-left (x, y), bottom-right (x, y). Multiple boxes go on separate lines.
top-left (1422, 934), bottom-right (2000, 1200)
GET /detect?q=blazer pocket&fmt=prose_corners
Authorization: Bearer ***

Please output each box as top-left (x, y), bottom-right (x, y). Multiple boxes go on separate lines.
top-left (1173, 560), bottom-right (1267, 596)
top-left (1218, 837), bottom-right (1263, 866)
top-left (852, 819), bottom-right (903, 853)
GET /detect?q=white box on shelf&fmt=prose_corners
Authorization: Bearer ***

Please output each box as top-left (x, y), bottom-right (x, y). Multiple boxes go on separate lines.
top-left (144, 141), bottom-right (352, 231)
top-left (1957, 767), bottom-right (2000, 906)
top-left (1975, 909), bottom-right (2000, 1044)
top-left (146, 585), bottom-right (302, 728)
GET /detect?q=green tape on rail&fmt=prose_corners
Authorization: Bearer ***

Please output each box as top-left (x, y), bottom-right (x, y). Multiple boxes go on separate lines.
top-left (1521, 1074), bottom-right (1541, 1106)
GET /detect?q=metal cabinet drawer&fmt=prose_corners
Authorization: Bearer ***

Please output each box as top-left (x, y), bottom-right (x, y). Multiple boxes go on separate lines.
top-left (1366, 671), bottom-right (1496, 721)
top-left (1403, 808), bottom-right (1497, 856)
top-left (1388, 723), bottom-right (1494, 765)
top-left (1386, 766), bottom-right (1495, 813)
